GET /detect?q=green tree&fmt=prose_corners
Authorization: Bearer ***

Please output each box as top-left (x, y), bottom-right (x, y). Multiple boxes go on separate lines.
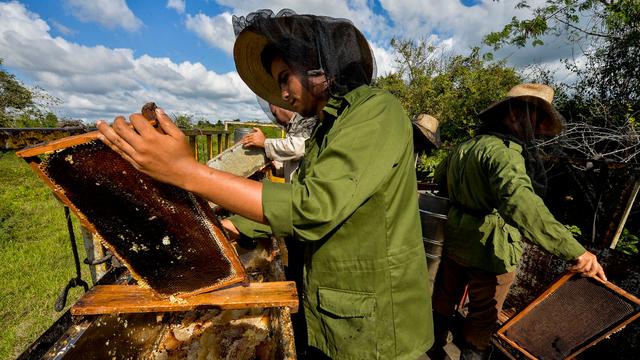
top-left (173, 113), bottom-right (194, 129)
top-left (374, 40), bottom-right (520, 145)
top-left (1, 60), bottom-right (61, 128)
top-left (484, 0), bottom-right (640, 127)
top-left (0, 59), bottom-right (33, 127)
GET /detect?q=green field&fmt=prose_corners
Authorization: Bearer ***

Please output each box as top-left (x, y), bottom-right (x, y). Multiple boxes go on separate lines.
top-left (0, 151), bottom-right (90, 359)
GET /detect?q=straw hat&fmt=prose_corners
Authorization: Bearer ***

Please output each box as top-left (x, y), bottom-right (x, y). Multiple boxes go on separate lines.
top-left (479, 83), bottom-right (564, 136)
top-left (412, 114), bottom-right (441, 148)
top-left (233, 16), bottom-right (373, 112)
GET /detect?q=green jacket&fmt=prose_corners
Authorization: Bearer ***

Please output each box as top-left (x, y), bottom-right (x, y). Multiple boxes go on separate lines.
top-left (434, 135), bottom-right (585, 274)
top-left (233, 86), bottom-right (433, 359)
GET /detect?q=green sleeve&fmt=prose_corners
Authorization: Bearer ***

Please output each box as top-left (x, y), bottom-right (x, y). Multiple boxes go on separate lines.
top-left (486, 147), bottom-right (586, 260)
top-left (262, 94), bottom-right (409, 241)
top-left (227, 214), bottom-right (272, 239)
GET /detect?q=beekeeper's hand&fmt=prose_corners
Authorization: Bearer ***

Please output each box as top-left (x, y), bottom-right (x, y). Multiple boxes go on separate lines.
top-left (220, 219), bottom-right (240, 241)
top-left (570, 251), bottom-right (607, 282)
top-left (96, 108), bottom-right (196, 189)
top-left (241, 128), bottom-right (266, 148)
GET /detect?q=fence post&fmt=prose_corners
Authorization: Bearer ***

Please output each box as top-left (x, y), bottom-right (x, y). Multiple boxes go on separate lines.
top-left (188, 135), bottom-right (198, 160)
top-left (206, 135), bottom-right (213, 160)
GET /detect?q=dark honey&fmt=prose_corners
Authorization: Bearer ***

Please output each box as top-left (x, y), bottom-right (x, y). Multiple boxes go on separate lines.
top-left (42, 141), bottom-right (245, 296)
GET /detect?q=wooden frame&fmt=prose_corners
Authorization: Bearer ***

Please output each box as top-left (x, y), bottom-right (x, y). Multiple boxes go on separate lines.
top-left (16, 133), bottom-right (247, 299)
top-left (495, 272), bottom-right (640, 360)
top-left (71, 282), bottom-right (298, 315)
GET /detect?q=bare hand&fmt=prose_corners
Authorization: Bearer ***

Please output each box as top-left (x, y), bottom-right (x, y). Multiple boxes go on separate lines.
top-left (220, 219), bottom-right (240, 241)
top-left (570, 251), bottom-right (607, 282)
top-left (96, 108), bottom-right (198, 188)
top-left (240, 127), bottom-right (266, 148)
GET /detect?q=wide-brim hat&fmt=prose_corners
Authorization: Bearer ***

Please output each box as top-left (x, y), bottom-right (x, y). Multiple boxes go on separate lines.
top-left (233, 15), bottom-right (374, 112)
top-left (412, 114), bottom-right (441, 148)
top-left (478, 83), bottom-right (564, 136)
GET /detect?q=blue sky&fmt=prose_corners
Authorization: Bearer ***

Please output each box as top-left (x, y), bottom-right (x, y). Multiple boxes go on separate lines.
top-left (0, 0), bottom-right (575, 122)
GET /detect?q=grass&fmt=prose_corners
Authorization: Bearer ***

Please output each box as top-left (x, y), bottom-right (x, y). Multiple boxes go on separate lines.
top-left (0, 151), bottom-right (90, 359)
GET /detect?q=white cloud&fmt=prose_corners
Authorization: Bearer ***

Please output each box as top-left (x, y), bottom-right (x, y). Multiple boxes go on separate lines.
top-left (376, 0), bottom-right (587, 69)
top-left (65, 0), bottom-right (143, 32)
top-left (217, 0), bottom-right (391, 41)
top-left (185, 12), bottom-right (235, 55)
top-left (184, 1), bottom-right (392, 55)
top-left (0, 2), bottom-right (257, 122)
top-left (49, 19), bottom-right (75, 36)
top-left (167, 0), bottom-right (186, 14)
top-left (370, 42), bottom-right (396, 77)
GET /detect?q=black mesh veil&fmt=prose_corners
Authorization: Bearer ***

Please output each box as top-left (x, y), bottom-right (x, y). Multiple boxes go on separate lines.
top-left (232, 9), bottom-right (376, 108)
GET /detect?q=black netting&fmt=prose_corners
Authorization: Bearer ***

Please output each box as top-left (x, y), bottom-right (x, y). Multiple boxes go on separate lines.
top-left (257, 95), bottom-right (277, 124)
top-left (233, 9), bottom-right (375, 98)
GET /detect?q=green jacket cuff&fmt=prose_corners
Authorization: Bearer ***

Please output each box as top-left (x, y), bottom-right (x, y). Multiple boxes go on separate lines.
top-left (262, 181), bottom-right (293, 238)
top-left (228, 214), bottom-right (272, 239)
top-left (559, 240), bottom-right (586, 261)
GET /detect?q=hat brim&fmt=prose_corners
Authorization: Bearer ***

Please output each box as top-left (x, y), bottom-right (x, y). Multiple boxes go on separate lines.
top-left (412, 122), bottom-right (442, 148)
top-left (234, 30), bottom-right (292, 111)
top-left (479, 95), bottom-right (564, 136)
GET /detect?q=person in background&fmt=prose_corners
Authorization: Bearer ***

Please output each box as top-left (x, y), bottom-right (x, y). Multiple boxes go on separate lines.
top-left (430, 83), bottom-right (607, 360)
top-left (412, 114), bottom-right (442, 186)
top-left (241, 100), bottom-right (316, 182)
top-left (412, 113), bottom-right (441, 166)
top-left (97, 9), bottom-right (433, 359)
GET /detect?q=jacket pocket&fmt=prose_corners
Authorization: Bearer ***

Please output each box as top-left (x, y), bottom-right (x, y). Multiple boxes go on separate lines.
top-left (318, 287), bottom-right (375, 317)
top-left (316, 287), bottom-right (377, 358)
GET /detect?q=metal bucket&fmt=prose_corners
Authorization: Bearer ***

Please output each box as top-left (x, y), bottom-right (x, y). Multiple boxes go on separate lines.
top-left (417, 191), bottom-right (450, 293)
top-left (233, 127), bottom-right (253, 144)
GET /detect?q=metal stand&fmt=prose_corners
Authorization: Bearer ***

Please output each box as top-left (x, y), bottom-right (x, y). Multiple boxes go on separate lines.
top-left (54, 206), bottom-right (89, 311)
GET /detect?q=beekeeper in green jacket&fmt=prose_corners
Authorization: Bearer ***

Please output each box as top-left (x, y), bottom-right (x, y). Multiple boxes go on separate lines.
top-left (430, 83), bottom-right (607, 360)
top-left (97, 9), bottom-right (433, 360)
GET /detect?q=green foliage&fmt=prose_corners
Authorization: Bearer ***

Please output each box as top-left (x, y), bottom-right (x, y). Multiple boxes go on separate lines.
top-left (564, 224), bottom-right (583, 236)
top-left (173, 113), bottom-right (194, 129)
top-left (484, 0), bottom-right (640, 128)
top-left (616, 228), bottom-right (639, 256)
top-left (0, 60), bottom-right (61, 128)
top-left (0, 59), bottom-right (33, 127)
top-left (374, 40), bottom-right (520, 145)
top-left (416, 148), bottom-right (448, 181)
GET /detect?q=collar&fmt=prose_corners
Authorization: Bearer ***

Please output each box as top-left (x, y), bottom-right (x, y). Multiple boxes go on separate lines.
top-left (481, 132), bottom-right (524, 153)
top-left (321, 85), bottom-right (371, 119)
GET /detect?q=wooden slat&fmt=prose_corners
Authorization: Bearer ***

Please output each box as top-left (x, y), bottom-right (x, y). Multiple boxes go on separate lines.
top-left (188, 135), bottom-right (198, 159)
top-left (16, 119), bottom-right (159, 158)
top-left (206, 134), bottom-right (213, 160)
top-left (71, 282), bottom-right (298, 316)
top-left (16, 131), bottom-right (100, 157)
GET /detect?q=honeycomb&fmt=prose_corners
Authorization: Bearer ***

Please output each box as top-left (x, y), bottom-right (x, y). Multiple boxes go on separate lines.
top-left (40, 140), bottom-right (246, 297)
